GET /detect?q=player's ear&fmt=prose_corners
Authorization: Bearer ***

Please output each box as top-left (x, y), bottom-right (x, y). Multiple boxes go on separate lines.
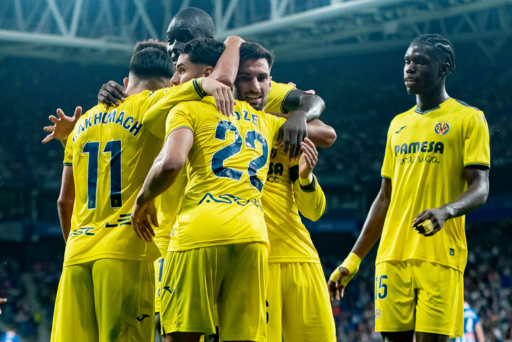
top-left (439, 62), bottom-right (449, 79)
top-left (202, 66), bottom-right (214, 77)
top-left (123, 77), bottom-right (129, 88)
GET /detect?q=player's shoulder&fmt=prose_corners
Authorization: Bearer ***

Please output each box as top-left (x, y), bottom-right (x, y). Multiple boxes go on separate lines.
top-left (172, 97), bottom-right (214, 112)
top-left (389, 106), bottom-right (416, 127)
top-left (270, 81), bottom-right (295, 93)
top-left (78, 103), bottom-right (109, 126)
top-left (451, 98), bottom-right (486, 121)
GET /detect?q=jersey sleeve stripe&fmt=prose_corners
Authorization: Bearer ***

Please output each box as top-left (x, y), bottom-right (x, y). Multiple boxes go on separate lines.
top-left (299, 176), bottom-right (317, 193)
top-left (166, 125), bottom-right (193, 139)
top-left (381, 174), bottom-right (392, 179)
top-left (63, 163), bottom-right (72, 166)
top-left (464, 162), bottom-right (490, 168)
top-left (193, 79), bottom-right (207, 98)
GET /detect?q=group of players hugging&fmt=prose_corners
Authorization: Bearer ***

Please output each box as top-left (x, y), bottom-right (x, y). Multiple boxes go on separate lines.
top-left (42, 6), bottom-right (490, 342)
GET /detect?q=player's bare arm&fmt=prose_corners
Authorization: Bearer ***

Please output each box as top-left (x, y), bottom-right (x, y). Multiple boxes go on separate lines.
top-left (305, 119), bottom-right (336, 147)
top-left (57, 165), bottom-right (75, 242)
top-left (412, 167), bottom-right (489, 236)
top-left (98, 37), bottom-right (242, 108)
top-left (277, 89), bottom-right (326, 158)
top-left (208, 36), bottom-right (244, 88)
top-left (42, 106), bottom-right (82, 144)
top-left (269, 115), bottom-right (336, 147)
top-left (328, 177), bottom-right (392, 302)
top-left (475, 322), bottom-right (485, 342)
top-left (132, 128), bottom-right (194, 242)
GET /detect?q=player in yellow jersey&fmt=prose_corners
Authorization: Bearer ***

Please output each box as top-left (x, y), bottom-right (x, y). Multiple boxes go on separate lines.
top-left (263, 138), bottom-right (337, 342)
top-left (149, 39), bottom-right (336, 342)
top-left (328, 34), bottom-right (490, 342)
top-left (132, 41), bottom-right (330, 342)
top-left (51, 41), bottom-right (234, 342)
top-left (43, 37), bottom-right (240, 342)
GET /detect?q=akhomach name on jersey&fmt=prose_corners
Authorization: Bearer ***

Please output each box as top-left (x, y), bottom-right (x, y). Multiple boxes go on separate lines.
top-left (72, 109), bottom-right (143, 142)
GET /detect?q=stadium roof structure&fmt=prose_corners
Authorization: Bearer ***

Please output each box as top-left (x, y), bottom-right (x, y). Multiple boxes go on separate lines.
top-left (0, 0), bottom-right (511, 65)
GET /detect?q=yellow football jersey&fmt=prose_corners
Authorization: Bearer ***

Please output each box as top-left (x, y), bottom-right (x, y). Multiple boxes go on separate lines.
top-left (150, 81), bottom-right (295, 253)
top-left (265, 81), bottom-right (295, 113)
top-left (262, 146), bottom-right (325, 263)
top-left (165, 97), bottom-right (285, 251)
top-left (62, 79), bottom-right (205, 266)
top-left (153, 168), bottom-right (187, 252)
top-left (378, 98), bottom-right (490, 272)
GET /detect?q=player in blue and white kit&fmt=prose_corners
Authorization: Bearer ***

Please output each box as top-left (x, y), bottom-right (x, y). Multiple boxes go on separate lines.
top-left (455, 301), bottom-right (485, 342)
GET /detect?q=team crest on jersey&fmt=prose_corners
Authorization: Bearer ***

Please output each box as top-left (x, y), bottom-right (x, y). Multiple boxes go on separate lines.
top-left (434, 122), bottom-right (450, 135)
top-left (375, 308), bottom-right (382, 319)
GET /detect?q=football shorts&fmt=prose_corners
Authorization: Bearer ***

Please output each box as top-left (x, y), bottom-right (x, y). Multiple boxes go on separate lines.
top-left (374, 260), bottom-right (463, 338)
top-left (51, 258), bottom-right (155, 342)
top-left (267, 262), bottom-right (336, 342)
top-left (160, 242), bottom-right (268, 341)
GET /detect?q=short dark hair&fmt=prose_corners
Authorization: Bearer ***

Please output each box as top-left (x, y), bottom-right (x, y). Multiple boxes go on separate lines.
top-left (239, 42), bottom-right (274, 70)
top-left (181, 38), bottom-right (225, 67)
top-left (411, 34), bottom-right (456, 75)
top-left (130, 40), bottom-right (173, 79)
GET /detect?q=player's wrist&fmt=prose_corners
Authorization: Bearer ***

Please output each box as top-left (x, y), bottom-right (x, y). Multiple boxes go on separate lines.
top-left (330, 252), bottom-right (362, 285)
top-left (299, 173), bottom-right (313, 185)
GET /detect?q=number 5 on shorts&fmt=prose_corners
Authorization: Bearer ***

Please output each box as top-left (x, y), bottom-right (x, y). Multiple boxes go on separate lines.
top-left (375, 275), bottom-right (388, 300)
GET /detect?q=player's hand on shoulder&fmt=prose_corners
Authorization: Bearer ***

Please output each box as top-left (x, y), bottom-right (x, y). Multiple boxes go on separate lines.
top-left (327, 266), bottom-right (351, 302)
top-left (299, 138), bottom-right (318, 179)
top-left (131, 199), bottom-right (158, 243)
top-left (42, 107), bottom-right (82, 144)
top-left (277, 110), bottom-right (308, 160)
top-left (98, 80), bottom-right (127, 107)
top-left (200, 77), bottom-right (235, 117)
top-left (412, 207), bottom-right (450, 236)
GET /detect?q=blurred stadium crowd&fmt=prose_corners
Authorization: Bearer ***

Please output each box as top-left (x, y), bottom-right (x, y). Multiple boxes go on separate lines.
top-left (0, 54), bottom-right (511, 190)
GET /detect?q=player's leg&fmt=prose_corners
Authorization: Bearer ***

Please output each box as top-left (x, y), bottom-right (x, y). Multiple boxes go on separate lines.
top-left (266, 263), bottom-right (284, 342)
top-left (374, 261), bottom-right (416, 342)
top-left (51, 262), bottom-right (98, 342)
top-left (165, 332), bottom-right (203, 342)
top-left (380, 331), bottom-right (415, 342)
top-left (92, 258), bottom-right (155, 342)
top-left (280, 262), bottom-right (336, 342)
top-left (415, 332), bottom-right (449, 342)
top-left (413, 260), bottom-right (464, 341)
top-left (160, 247), bottom-right (228, 340)
top-left (217, 242), bottom-right (268, 342)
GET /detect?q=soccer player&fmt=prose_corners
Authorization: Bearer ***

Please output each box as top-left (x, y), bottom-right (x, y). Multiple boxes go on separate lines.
top-left (262, 135), bottom-right (337, 342)
top-left (51, 41), bottom-right (233, 342)
top-left (328, 34), bottom-right (490, 342)
top-left (132, 43), bottom-right (288, 342)
top-left (97, 7), bottom-right (309, 159)
top-left (455, 301), bottom-right (485, 342)
top-left (146, 38), bottom-right (336, 342)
